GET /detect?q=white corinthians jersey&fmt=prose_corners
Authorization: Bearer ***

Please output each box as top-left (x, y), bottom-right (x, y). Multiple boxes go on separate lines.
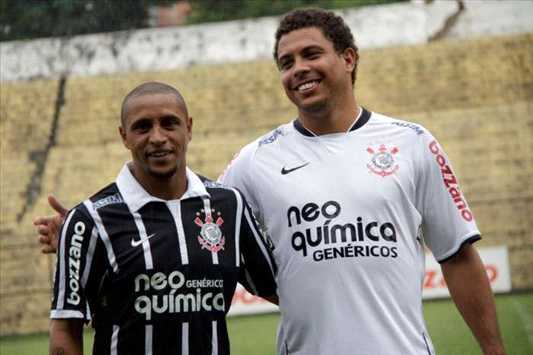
top-left (220, 108), bottom-right (480, 355)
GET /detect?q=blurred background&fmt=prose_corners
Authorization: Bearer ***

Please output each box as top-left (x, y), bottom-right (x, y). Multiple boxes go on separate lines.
top-left (1, 0), bottom-right (532, 354)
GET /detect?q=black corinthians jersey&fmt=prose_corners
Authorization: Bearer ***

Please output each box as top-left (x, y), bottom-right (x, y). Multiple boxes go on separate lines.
top-left (219, 108), bottom-right (480, 355)
top-left (51, 164), bottom-right (276, 355)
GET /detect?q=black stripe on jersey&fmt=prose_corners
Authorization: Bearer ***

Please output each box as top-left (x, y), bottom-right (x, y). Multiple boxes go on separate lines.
top-left (94, 198), bottom-right (150, 272)
top-left (151, 321), bottom-right (180, 355)
top-left (136, 201), bottom-right (186, 270)
top-left (92, 323), bottom-right (113, 355)
top-left (188, 319), bottom-right (229, 355)
top-left (293, 107), bottom-right (371, 136)
top-left (437, 234), bottom-right (482, 263)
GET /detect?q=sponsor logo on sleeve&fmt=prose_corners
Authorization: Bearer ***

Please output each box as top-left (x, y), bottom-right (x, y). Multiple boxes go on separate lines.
top-left (428, 140), bottom-right (473, 222)
top-left (390, 121), bottom-right (425, 135)
top-left (259, 128), bottom-right (284, 146)
top-left (67, 221), bottom-right (85, 305)
top-left (93, 193), bottom-right (123, 209)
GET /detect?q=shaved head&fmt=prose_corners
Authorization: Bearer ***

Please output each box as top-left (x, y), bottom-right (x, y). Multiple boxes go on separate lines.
top-left (121, 82), bottom-right (188, 127)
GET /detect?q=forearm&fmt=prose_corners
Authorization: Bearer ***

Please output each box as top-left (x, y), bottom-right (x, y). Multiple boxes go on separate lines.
top-left (441, 244), bottom-right (506, 355)
top-left (50, 319), bottom-right (84, 355)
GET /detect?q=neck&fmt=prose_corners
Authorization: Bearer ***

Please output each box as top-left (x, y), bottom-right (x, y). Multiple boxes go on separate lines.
top-left (129, 163), bottom-right (188, 200)
top-left (298, 93), bottom-right (359, 135)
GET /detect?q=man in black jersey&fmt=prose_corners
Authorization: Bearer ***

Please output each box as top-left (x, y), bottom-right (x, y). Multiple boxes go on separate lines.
top-left (43, 82), bottom-right (277, 355)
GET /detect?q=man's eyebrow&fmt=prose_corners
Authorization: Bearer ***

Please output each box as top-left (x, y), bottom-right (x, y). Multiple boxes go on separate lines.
top-left (301, 45), bottom-right (324, 53)
top-left (278, 44), bottom-right (324, 59)
top-left (130, 117), bottom-right (151, 127)
top-left (278, 53), bottom-right (292, 63)
top-left (161, 114), bottom-right (183, 122)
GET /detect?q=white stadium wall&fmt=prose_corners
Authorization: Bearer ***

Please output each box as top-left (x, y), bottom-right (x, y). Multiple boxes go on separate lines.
top-left (2, 0), bottom-right (533, 83)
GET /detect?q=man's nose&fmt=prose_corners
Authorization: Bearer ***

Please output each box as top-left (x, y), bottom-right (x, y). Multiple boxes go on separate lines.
top-left (293, 58), bottom-right (310, 78)
top-left (149, 125), bottom-right (167, 144)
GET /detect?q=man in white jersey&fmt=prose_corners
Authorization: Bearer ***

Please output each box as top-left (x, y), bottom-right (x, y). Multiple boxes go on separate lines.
top-left (218, 8), bottom-right (506, 355)
top-left (36, 8), bottom-right (505, 355)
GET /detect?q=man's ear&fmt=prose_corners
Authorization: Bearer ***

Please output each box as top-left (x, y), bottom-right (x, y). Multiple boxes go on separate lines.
top-left (342, 47), bottom-right (357, 73)
top-left (187, 116), bottom-right (193, 142)
top-left (119, 126), bottom-right (129, 149)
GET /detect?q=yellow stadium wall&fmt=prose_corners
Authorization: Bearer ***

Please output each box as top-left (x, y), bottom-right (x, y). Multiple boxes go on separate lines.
top-left (1, 33), bottom-right (532, 335)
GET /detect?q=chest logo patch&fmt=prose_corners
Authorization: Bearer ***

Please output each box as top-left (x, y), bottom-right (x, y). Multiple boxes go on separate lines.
top-left (195, 210), bottom-right (225, 253)
top-left (367, 144), bottom-right (399, 177)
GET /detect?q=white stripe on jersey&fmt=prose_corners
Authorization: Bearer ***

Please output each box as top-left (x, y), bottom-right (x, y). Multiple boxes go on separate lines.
top-left (111, 325), bottom-right (119, 355)
top-left (132, 211), bottom-right (154, 270)
top-left (211, 320), bottom-right (218, 355)
top-left (201, 197), bottom-right (219, 265)
top-left (145, 324), bottom-right (153, 355)
top-left (80, 226), bottom-right (98, 288)
top-left (85, 301), bottom-right (92, 321)
top-left (56, 209), bottom-right (76, 310)
top-left (167, 201), bottom-right (189, 265)
top-left (244, 207), bottom-right (275, 275)
top-left (181, 322), bottom-right (189, 355)
top-left (83, 200), bottom-right (119, 272)
top-left (50, 309), bottom-right (85, 319)
top-left (230, 189), bottom-right (243, 267)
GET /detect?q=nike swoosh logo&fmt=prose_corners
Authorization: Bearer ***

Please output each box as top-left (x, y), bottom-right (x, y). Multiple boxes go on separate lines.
top-left (131, 233), bottom-right (157, 247)
top-left (281, 162), bottom-right (309, 175)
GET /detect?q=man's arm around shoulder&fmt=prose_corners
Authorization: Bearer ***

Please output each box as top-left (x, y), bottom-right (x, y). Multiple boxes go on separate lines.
top-left (50, 318), bottom-right (84, 355)
top-left (441, 243), bottom-right (506, 355)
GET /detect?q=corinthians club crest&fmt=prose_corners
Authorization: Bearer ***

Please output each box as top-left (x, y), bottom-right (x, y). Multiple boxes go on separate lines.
top-left (367, 144), bottom-right (399, 177)
top-left (195, 209), bottom-right (225, 253)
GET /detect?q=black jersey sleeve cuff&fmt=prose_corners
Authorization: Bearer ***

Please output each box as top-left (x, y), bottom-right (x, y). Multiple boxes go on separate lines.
top-left (437, 234), bottom-right (481, 264)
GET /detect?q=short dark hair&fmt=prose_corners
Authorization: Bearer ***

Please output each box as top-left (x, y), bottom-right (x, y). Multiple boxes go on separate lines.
top-left (274, 8), bottom-right (359, 84)
top-left (120, 81), bottom-right (188, 127)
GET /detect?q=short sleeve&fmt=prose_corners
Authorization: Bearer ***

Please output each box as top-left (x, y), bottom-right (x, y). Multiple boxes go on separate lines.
top-left (51, 205), bottom-right (102, 320)
top-left (234, 191), bottom-right (277, 297)
top-left (415, 131), bottom-right (481, 262)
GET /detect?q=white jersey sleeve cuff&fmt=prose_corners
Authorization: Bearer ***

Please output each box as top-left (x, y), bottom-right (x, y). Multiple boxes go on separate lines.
top-left (50, 309), bottom-right (89, 320)
top-left (436, 231), bottom-right (481, 263)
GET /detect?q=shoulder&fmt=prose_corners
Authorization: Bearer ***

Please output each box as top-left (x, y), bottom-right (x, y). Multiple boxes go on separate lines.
top-left (199, 175), bottom-right (241, 198)
top-left (367, 111), bottom-right (439, 150)
top-left (241, 122), bottom-right (294, 157)
top-left (219, 122), bottom-right (293, 182)
top-left (68, 182), bottom-right (120, 223)
top-left (89, 183), bottom-right (124, 210)
top-left (369, 111), bottom-right (427, 137)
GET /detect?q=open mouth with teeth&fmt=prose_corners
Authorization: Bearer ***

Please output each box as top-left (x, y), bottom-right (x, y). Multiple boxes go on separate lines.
top-left (147, 150), bottom-right (172, 158)
top-left (295, 80), bottom-right (321, 93)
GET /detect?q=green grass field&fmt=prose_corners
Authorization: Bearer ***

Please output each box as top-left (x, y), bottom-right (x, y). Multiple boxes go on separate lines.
top-left (1, 293), bottom-right (531, 354)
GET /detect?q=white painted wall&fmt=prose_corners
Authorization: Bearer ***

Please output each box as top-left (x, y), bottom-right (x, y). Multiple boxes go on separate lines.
top-left (1, 0), bottom-right (532, 82)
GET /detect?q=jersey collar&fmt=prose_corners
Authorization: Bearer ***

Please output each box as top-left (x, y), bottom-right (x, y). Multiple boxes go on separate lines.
top-left (116, 163), bottom-right (209, 212)
top-left (293, 107), bottom-right (371, 137)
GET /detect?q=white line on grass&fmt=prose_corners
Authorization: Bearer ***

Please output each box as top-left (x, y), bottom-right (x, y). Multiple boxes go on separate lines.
top-left (511, 297), bottom-right (533, 346)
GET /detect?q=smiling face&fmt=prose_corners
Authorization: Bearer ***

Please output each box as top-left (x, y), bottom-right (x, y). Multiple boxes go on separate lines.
top-left (276, 27), bottom-right (356, 115)
top-left (120, 93), bottom-right (192, 182)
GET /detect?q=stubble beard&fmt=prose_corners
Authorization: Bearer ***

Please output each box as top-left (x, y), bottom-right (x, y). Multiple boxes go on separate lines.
top-left (298, 96), bottom-right (330, 117)
top-left (148, 165), bottom-right (179, 179)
